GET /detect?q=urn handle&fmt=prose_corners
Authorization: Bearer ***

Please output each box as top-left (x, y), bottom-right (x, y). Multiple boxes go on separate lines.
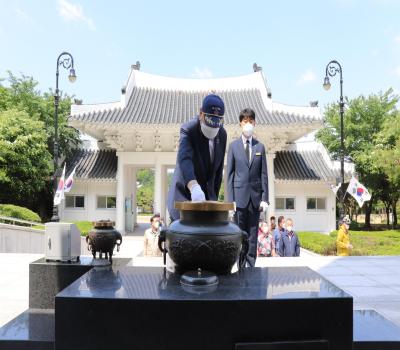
top-left (116, 233), bottom-right (122, 252)
top-left (238, 230), bottom-right (249, 270)
top-left (158, 227), bottom-right (168, 265)
top-left (85, 235), bottom-right (91, 252)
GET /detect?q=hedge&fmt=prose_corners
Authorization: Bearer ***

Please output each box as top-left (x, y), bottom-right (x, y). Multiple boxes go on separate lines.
top-left (0, 204), bottom-right (41, 223)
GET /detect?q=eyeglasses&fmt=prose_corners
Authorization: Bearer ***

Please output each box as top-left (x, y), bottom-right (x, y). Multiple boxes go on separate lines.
top-left (204, 113), bottom-right (224, 128)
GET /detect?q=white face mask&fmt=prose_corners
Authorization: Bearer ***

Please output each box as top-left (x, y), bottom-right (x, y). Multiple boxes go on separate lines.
top-left (242, 123), bottom-right (254, 138)
top-left (201, 121), bottom-right (219, 139)
top-left (286, 225), bottom-right (293, 232)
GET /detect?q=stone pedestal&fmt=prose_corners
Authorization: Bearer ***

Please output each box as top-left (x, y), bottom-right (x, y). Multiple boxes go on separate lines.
top-left (29, 256), bottom-right (114, 309)
top-left (55, 266), bottom-right (353, 350)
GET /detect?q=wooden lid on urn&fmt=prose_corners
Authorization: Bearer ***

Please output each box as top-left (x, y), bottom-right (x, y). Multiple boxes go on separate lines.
top-left (174, 201), bottom-right (234, 212)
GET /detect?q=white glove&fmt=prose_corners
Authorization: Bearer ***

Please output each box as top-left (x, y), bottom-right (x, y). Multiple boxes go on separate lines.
top-left (190, 184), bottom-right (206, 202)
top-left (260, 201), bottom-right (269, 211)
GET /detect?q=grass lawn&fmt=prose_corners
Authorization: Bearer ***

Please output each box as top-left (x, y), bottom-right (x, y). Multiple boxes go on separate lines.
top-left (32, 221), bottom-right (93, 236)
top-left (298, 230), bottom-right (400, 256)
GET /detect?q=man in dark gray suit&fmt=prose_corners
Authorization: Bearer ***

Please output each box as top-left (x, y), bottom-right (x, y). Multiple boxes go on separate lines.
top-left (227, 108), bottom-right (269, 267)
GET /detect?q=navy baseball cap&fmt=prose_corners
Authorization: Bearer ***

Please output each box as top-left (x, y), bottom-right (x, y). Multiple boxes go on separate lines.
top-left (201, 94), bottom-right (225, 117)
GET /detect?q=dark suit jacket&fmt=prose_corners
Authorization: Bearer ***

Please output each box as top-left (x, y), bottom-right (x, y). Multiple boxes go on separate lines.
top-left (167, 117), bottom-right (227, 221)
top-left (278, 231), bottom-right (301, 257)
top-left (227, 137), bottom-right (269, 209)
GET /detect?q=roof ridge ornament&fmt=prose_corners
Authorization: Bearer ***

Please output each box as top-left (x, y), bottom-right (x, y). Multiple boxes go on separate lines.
top-left (131, 61), bottom-right (141, 71)
top-left (253, 63), bottom-right (262, 72)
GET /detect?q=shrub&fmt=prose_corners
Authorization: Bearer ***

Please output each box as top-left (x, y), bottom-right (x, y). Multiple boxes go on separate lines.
top-left (0, 204), bottom-right (41, 223)
top-left (350, 220), bottom-right (360, 230)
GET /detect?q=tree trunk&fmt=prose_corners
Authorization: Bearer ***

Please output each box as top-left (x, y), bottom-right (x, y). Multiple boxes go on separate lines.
top-left (393, 199), bottom-right (398, 229)
top-left (365, 195), bottom-right (374, 229)
top-left (385, 206), bottom-right (390, 227)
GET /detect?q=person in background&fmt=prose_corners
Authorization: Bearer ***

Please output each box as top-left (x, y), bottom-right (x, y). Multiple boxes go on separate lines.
top-left (278, 218), bottom-right (300, 257)
top-left (270, 216), bottom-right (276, 232)
top-left (257, 221), bottom-right (277, 257)
top-left (337, 215), bottom-right (353, 256)
top-left (143, 213), bottom-right (162, 257)
top-left (273, 216), bottom-right (285, 256)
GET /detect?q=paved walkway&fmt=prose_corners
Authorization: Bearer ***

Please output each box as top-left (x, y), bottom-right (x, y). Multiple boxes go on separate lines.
top-left (1, 250), bottom-right (400, 329)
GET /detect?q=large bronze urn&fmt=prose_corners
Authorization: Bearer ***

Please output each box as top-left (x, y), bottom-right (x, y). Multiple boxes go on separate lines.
top-left (86, 220), bottom-right (122, 263)
top-left (158, 201), bottom-right (248, 275)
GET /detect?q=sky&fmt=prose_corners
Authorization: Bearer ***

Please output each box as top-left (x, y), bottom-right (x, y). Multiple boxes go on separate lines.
top-left (0, 0), bottom-right (400, 110)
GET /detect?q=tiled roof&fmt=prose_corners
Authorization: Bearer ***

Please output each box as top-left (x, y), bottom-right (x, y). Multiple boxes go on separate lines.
top-left (67, 149), bottom-right (117, 180)
top-left (70, 88), bottom-right (319, 126)
top-left (275, 150), bottom-right (340, 181)
top-left (69, 149), bottom-right (339, 182)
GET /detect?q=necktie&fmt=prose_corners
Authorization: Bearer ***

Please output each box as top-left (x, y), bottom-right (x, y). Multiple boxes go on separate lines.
top-left (245, 140), bottom-right (250, 162)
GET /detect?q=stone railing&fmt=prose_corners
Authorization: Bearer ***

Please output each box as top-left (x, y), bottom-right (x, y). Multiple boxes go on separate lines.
top-left (0, 223), bottom-right (91, 255)
top-left (0, 223), bottom-right (45, 253)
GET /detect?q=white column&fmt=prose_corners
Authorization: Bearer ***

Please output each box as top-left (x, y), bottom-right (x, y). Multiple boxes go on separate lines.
top-left (116, 153), bottom-right (125, 233)
top-left (266, 152), bottom-right (276, 219)
top-left (154, 162), bottom-right (167, 216)
top-left (131, 168), bottom-right (137, 227)
top-left (162, 167), bottom-right (169, 221)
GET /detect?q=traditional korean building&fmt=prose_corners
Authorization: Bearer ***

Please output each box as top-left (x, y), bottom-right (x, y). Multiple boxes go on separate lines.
top-left (63, 64), bottom-right (352, 233)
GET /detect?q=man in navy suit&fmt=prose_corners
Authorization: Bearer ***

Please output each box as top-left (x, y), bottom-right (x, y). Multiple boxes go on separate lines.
top-left (278, 218), bottom-right (301, 257)
top-left (167, 94), bottom-right (227, 221)
top-left (227, 108), bottom-right (269, 267)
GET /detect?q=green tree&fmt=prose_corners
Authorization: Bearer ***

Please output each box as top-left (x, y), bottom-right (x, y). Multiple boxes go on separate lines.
top-left (317, 89), bottom-right (399, 227)
top-left (0, 72), bottom-right (81, 164)
top-left (0, 109), bottom-right (51, 204)
top-left (372, 113), bottom-right (400, 227)
top-left (136, 169), bottom-right (155, 213)
top-left (0, 72), bottom-right (81, 219)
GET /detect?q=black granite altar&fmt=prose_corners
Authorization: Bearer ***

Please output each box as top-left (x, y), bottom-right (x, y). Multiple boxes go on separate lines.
top-left (55, 266), bottom-right (353, 350)
top-left (0, 309), bottom-right (54, 350)
top-left (29, 256), bottom-right (131, 309)
top-left (235, 340), bottom-right (329, 349)
top-left (353, 309), bottom-right (400, 350)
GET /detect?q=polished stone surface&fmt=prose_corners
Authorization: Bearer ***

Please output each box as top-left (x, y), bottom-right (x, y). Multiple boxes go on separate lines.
top-left (55, 266), bottom-right (353, 350)
top-left (0, 308), bottom-right (54, 350)
top-left (235, 340), bottom-right (329, 349)
top-left (29, 256), bottom-right (131, 309)
top-left (353, 309), bottom-right (400, 350)
top-left (57, 265), bottom-right (350, 300)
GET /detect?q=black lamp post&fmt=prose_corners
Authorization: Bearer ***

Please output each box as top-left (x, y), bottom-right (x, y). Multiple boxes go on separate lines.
top-left (323, 60), bottom-right (345, 222)
top-left (50, 52), bottom-right (77, 222)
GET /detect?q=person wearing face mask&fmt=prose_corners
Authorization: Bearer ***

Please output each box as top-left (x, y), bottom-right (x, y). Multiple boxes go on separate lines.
top-left (257, 222), bottom-right (277, 257)
top-left (278, 218), bottom-right (300, 257)
top-left (227, 108), bottom-right (269, 267)
top-left (337, 215), bottom-right (353, 256)
top-left (143, 213), bottom-right (162, 257)
top-left (167, 94), bottom-right (227, 221)
top-left (273, 216), bottom-right (286, 257)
